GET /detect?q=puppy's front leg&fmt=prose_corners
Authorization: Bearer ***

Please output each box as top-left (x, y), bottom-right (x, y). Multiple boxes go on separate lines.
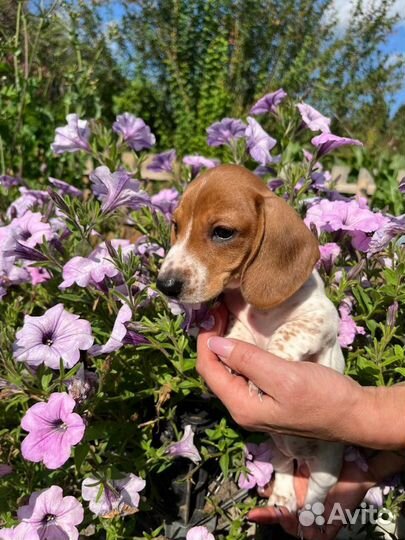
top-left (268, 444), bottom-right (297, 513)
top-left (304, 442), bottom-right (344, 507)
top-left (265, 316), bottom-right (337, 364)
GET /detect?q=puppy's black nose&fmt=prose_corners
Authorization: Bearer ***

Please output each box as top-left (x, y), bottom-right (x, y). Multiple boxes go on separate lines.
top-left (156, 276), bottom-right (183, 298)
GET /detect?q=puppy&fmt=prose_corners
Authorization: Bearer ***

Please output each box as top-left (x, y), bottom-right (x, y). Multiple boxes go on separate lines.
top-left (157, 164), bottom-right (344, 512)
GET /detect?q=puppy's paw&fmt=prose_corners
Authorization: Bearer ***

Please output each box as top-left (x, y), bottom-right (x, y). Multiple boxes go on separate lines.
top-left (268, 491), bottom-right (297, 513)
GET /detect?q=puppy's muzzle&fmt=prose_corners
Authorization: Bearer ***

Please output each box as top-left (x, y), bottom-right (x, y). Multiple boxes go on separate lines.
top-left (156, 275), bottom-right (184, 298)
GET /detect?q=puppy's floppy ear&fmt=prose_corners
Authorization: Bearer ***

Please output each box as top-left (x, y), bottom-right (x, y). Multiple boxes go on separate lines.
top-left (241, 193), bottom-right (320, 309)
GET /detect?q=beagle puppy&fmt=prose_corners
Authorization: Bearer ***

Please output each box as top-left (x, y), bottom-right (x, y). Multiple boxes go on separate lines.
top-left (157, 164), bottom-right (345, 512)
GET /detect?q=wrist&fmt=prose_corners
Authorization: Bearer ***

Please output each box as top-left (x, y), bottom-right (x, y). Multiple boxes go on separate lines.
top-left (349, 385), bottom-right (405, 450)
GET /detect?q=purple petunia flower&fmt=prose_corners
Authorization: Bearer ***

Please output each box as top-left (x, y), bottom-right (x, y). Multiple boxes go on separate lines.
top-left (60, 240), bottom-right (134, 289)
top-left (186, 527), bottom-right (215, 540)
top-left (150, 188), bottom-right (179, 219)
top-left (399, 177), bottom-right (405, 194)
top-left (0, 523), bottom-right (39, 540)
top-left (167, 301), bottom-right (214, 337)
top-left (183, 155), bottom-right (220, 177)
top-left (0, 175), bottom-right (21, 188)
top-left (81, 473), bottom-right (145, 517)
top-left (89, 304), bottom-right (132, 356)
top-left (20, 393), bottom-right (86, 469)
top-left (13, 303), bottom-right (94, 369)
top-left (135, 239), bottom-right (165, 258)
top-left (317, 242), bottom-right (341, 273)
top-left (245, 117), bottom-right (277, 166)
top-left (387, 301), bottom-right (399, 328)
top-left (297, 103), bottom-right (331, 133)
top-left (206, 118), bottom-right (246, 147)
top-left (51, 113), bottom-right (91, 155)
top-left (49, 178), bottom-right (83, 198)
top-left (147, 150), bottom-right (177, 174)
top-left (6, 188), bottom-right (50, 219)
top-left (311, 133), bottom-right (363, 157)
top-left (90, 166), bottom-right (150, 214)
top-left (364, 476), bottom-right (404, 508)
top-left (250, 89), bottom-right (287, 116)
top-left (338, 298), bottom-right (365, 348)
top-left (113, 112), bottom-right (156, 151)
top-left (18, 485), bottom-right (83, 539)
top-left (238, 441), bottom-right (274, 490)
top-left (166, 425), bottom-right (201, 464)
top-left (368, 216), bottom-right (405, 255)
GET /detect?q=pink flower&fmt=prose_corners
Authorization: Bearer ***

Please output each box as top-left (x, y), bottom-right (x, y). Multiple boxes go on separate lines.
top-left (27, 267), bottom-right (51, 285)
top-left (89, 304), bottom-right (132, 356)
top-left (81, 474), bottom-right (145, 517)
top-left (317, 243), bottom-right (341, 273)
top-left (60, 240), bottom-right (134, 289)
top-left (21, 393), bottom-right (86, 469)
top-left (18, 485), bottom-right (83, 539)
top-left (297, 103), bottom-right (331, 133)
top-left (338, 299), bottom-right (365, 348)
top-left (13, 304), bottom-right (94, 369)
top-left (186, 527), bottom-right (215, 540)
top-left (7, 211), bottom-right (53, 249)
top-left (305, 199), bottom-right (389, 252)
top-left (166, 425), bottom-right (201, 464)
top-left (238, 441), bottom-right (273, 490)
top-left (0, 523), bottom-right (39, 540)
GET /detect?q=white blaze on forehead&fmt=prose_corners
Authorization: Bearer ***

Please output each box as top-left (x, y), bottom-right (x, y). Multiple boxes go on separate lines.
top-left (160, 218), bottom-right (208, 302)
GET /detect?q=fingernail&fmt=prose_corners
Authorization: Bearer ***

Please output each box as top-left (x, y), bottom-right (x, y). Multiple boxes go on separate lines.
top-left (207, 336), bottom-right (235, 358)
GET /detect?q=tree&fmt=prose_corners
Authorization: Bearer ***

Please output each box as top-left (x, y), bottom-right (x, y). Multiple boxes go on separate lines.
top-left (117, 0), bottom-right (404, 154)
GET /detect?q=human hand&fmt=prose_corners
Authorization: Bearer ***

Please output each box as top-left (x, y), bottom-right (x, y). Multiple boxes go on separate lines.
top-left (248, 460), bottom-right (375, 539)
top-left (196, 305), bottom-right (363, 443)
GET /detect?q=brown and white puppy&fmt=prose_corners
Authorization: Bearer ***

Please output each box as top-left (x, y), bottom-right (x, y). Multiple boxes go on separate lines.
top-left (157, 164), bottom-right (344, 512)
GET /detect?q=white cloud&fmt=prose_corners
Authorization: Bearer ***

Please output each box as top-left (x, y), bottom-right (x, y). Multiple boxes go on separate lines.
top-left (328, 0), bottom-right (405, 32)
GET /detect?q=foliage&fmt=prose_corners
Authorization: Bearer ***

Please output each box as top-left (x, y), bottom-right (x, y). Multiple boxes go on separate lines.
top-left (0, 89), bottom-right (404, 538)
top-left (118, 0), bottom-right (404, 154)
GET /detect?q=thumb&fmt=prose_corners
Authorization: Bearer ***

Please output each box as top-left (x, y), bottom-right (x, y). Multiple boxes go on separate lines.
top-left (207, 337), bottom-right (289, 395)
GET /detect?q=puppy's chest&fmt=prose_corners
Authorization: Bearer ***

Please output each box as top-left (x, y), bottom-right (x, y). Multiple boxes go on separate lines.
top-left (224, 291), bottom-right (291, 350)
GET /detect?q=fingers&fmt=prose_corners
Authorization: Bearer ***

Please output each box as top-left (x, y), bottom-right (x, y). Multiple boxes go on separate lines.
top-left (294, 463), bottom-right (310, 508)
top-left (248, 506), bottom-right (299, 535)
top-left (206, 337), bottom-right (292, 396)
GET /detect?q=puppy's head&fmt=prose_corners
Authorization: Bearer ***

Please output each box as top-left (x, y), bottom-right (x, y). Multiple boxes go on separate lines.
top-left (157, 164), bottom-right (319, 309)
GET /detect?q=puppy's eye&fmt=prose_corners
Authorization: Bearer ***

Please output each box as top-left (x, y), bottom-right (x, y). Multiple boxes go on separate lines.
top-left (172, 221), bottom-right (178, 235)
top-left (212, 226), bottom-right (235, 242)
